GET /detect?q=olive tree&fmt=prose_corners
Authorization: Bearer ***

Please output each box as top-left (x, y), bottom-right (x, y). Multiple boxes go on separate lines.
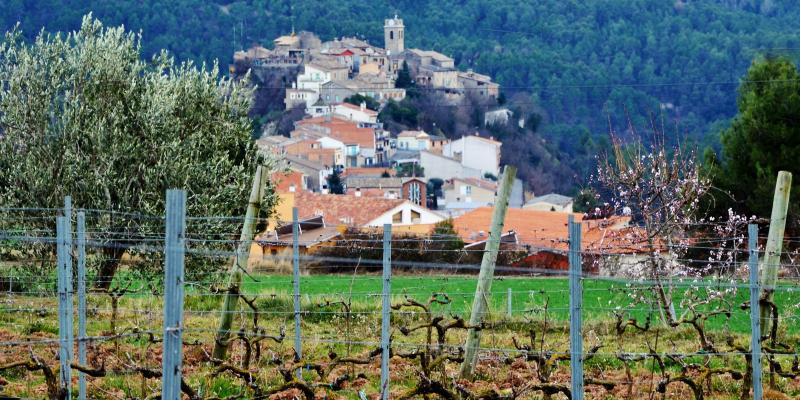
top-left (0, 15), bottom-right (276, 288)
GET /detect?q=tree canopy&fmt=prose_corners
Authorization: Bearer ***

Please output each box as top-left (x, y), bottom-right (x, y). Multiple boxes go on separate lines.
top-left (716, 57), bottom-right (800, 224)
top-left (0, 15), bottom-right (276, 287)
top-left (5, 1), bottom-right (800, 193)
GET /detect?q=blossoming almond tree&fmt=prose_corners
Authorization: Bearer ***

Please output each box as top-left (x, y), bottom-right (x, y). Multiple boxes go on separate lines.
top-left (595, 130), bottom-right (711, 324)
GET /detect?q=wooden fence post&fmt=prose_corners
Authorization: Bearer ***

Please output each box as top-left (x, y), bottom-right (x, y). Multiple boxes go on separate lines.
top-left (759, 171), bottom-right (791, 337)
top-left (459, 166), bottom-right (517, 379)
top-left (213, 166), bottom-right (267, 360)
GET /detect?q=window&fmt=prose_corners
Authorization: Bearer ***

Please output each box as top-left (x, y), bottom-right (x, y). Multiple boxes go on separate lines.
top-left (390, 31), bottom-right (394, 40)
top-left (465, 185), bottom-right (472, 195)
top-left (392, 211), bottom-right (402, 223)
top-left (411, 210), bottom-right (421, 223)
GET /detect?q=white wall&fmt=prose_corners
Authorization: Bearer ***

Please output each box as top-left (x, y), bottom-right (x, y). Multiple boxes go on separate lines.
top-left (397, 136), bottom-right (430, 151)
top-left (365, 203), bottom-right (444, 226)
top-left (317, 136), bottom-right (344, 150)
top-left (443, 136), bottom-right (500, 177)
top-left (334, 104), bottom-right (377, 124)
top-left (297, 64), bottom-right (332, 92)
top-left (419, 151), bottom-right (481, 181)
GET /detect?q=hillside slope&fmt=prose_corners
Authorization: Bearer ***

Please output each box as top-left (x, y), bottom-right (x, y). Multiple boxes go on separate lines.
top-left (4, 0), bottom-right (799, 190)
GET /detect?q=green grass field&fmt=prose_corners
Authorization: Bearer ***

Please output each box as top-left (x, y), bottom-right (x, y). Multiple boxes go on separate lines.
top-left (235, 274), bottom-right (800, 334)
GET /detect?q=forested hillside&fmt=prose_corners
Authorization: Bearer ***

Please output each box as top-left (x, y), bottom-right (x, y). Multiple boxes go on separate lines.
top-left (4, 0), bottom-right (800, 191)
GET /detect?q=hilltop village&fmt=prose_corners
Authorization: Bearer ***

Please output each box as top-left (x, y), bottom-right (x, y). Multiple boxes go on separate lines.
top-left (226, 16), bottom-right (644, 271)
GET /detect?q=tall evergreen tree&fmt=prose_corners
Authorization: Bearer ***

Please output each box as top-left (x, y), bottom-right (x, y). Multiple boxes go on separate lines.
top-left (395, 61), bottom-right (412, 89)
top-left (717, 57), bottom-right (800, 222)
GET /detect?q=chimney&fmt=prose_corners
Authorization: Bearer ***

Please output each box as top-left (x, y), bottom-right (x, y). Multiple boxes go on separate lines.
top-left (324, 113), bottom-right (332, 123)
top-left (360, 101), bottom-right (366, 112)
top-left (322, 188), bottom-right (330, 194)
top-left (289, 184), bottom-right (296, 193)
top-left (355, 188), bottom-right (362, 197)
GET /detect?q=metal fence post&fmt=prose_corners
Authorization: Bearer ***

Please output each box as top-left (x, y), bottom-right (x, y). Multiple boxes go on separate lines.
top-left (568, 215), bottom-right (583, 400)
top-left (292, 207), bottom-right (302, 379)
top-left (55, 216), bottom-right (72, 398)
top-left (380, 224), bottom-right (392, 400)
top-left (507, 287), bottom-right (512, 318)
top-left (162, 189), bottom-right (187, 399)
top-left (64, 197), bottom-right (74, 369)
top-left (77, 211), bottom-right (87, 400)
top-left (749, 223), bottom-right (762, 400)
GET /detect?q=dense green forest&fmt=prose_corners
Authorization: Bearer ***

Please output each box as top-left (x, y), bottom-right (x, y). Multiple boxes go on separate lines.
top-left (4, 0), bottom-right (800, 192)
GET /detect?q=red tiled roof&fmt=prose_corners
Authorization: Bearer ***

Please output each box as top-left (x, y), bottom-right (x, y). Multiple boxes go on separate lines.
top-left (271, 171), bottom-right (304, 192)
top-left (341, 167), bottom-right (396, 178)
top-left (294, 191), bottom-right (404, 226)
top-left (452, 207), bottom-right (641, 254)
top-left (296, 116), bottom-right (374, 148)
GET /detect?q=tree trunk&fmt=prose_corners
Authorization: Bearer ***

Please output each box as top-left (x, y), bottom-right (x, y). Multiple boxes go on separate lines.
top-left (94, 246), bottom-right (125, 289)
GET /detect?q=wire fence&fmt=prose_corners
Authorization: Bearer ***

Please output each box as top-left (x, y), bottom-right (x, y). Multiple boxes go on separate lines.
top-left (1, 193), bottom-right (800, 399)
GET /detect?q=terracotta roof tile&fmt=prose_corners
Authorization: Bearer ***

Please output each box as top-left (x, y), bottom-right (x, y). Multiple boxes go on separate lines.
top-left (271, 171), bottom-right (305, 192)
top-left (452, 207), bottom-right (640, 254)
top-left (294, 191), bottom-right (404, 226)
top-left (296, 116), bottom-right (375, 148)
top-left (341, 167), bottom-right (396, 178)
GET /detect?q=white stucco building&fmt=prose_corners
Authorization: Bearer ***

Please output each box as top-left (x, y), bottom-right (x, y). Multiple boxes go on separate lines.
top-left (419, 151), bottom-right (482, 181)
top-left (443, 135), bottom-right (502, 177)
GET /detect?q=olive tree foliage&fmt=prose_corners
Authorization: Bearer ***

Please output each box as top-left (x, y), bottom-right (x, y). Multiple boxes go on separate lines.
top-left (0, 15), bottom-right (277, 288)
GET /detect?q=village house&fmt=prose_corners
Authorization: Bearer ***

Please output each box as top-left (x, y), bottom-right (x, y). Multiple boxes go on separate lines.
top-left (459, 69), bottom-right (500, 99)
top-left (293, 116), bottom-right (377, 167)
top-left (418, 150), bottom-right (482, 181)
top-left (406, 49), bottom-right (460, 92)
top-left (285, 60), bottom-right (349, 108)
top-left (276, 191), bottom-right (444, 229)
top-left (443, 134), bottom-right (502, 177)
top-left (395, 130), bottom-right (449, 152)
top-left (281, 155), bottom-right (333, 193)
top-left (443, 177), bottom-right (497, 205)
top-left (452, 207), bottom-right (643, 273)
top-left (233, 43), bottom-right (304, 67)
top-left (258, 215), bottom-right (340, 254)
top-left (343, 176), bottom-right (427, 206)
top-left (282, 138), bottom-right (341, 167)
top-left (252, 215), bottom-right (342, 272)
top-left (344, 176), bottom-right (404, 198)
top-left (524, 193), bottom-right (574, 213)
top-left (255, 135), bottom-right (295, 156)
top-left (333, 102), bottom-right (378, 124)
